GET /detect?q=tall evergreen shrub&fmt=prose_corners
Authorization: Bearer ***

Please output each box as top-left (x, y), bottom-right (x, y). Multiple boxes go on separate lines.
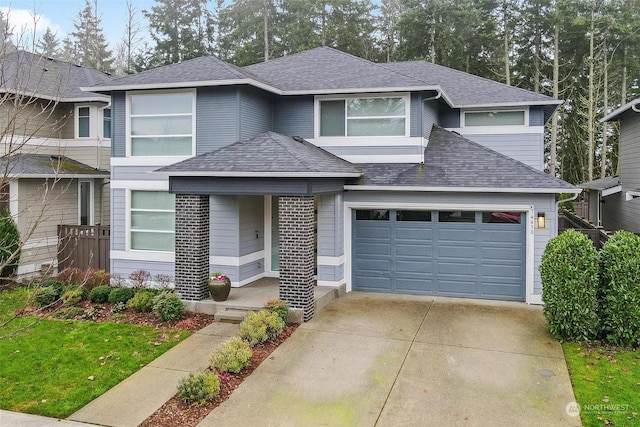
top-left (0, 208), bottom-right (20, 278)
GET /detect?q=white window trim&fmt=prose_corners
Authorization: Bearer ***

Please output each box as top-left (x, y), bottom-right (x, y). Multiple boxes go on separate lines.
top-left (126, 189), bottom-right (176, 253)
top-left (75, 104), bottom-right (92, 139)
top-left (461, 107), bottom-right (529, 128)
top-left (314, 92), bottom-right (411, 138)
top-left (78, 180), bottom-right (94, 225)
top-left (125, 89), bottom-right (196, 158)
top-left (343, 202), bottom-right (536, 304)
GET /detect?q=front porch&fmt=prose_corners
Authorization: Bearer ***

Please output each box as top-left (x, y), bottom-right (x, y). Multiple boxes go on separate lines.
top-left (182, 277), bottom-right (345, 323)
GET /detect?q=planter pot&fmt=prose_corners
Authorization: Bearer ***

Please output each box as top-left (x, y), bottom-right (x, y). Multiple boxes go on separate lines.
top-left (208, 278), bottom-right (231, 302)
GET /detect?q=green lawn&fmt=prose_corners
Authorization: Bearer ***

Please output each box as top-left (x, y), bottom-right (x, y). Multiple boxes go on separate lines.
top-left (563, 342), bottom-right (640, 426)
top-left (0, 288), bottom-right (190, 418)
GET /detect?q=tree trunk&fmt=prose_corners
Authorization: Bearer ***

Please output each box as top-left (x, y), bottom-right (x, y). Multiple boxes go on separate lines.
top-left (503, 2), bottom-right (510, 86)
top-left (601, 44), bottom-right (608, 179)
top-left (549, 20), bottom-right (559, 177)
top-left (263, 0), bottom-right (269, 61)
top-left (587, 9), bottom-right (595, 182)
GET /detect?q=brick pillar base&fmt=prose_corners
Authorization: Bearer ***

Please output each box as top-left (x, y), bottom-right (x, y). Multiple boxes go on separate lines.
top-left (278, 196), bottom-right (315, 321)
top-left (175, 194), bottom-right (209, 300)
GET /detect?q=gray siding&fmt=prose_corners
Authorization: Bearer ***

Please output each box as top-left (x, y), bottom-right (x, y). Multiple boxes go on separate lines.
top-left (196, 87), bottom-right (240, 154)
top-left (317, 264), bottom-right (344, 282)
top-left (239, 88), bottom-right (272, 140)
top-left (317, 193), bottom-right (345, 283)
top-left (273, 96), bottom-right (314, 138)
top-left (439, 107), bottom-right (460, 128)
top-left (602, 113), bottom-right (640, 233)
top-left (112, 166), bottom-right (170, 181)
top-left (112, 259), bottom-right (175, 280)
top-left (343, 190), bottom-right (556, 296)
top-left (410, 93), bottom-right (421, 137)
top-left (464, 133), bottom-right (543, 170)
top-left (423, 100), bottom-right (439, 139)
top-left (111, 188), bottom-right (126, 251)
top-left (210, 195), bottom-right (239, 256)
top-left (239, 196), bottom-right (264, 256)
top-left (530, 107), bottom-right (544, 126)
top-left (112, 92), bottom-right (126, 157)
top-left (239, 259), bottom-right (264, 282)
top-left (324, 146), bottom-right (421, 156)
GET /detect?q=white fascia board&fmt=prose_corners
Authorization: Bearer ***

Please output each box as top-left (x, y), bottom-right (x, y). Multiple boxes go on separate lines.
top-left (10, 173), bottom-right (109, 179)
top-left (601, 185), bottom-right (622, 197)
top-left (150, 171), bottom-right (362, 178)
top-left (343, 185), bottom-right (582, 194)
top-left (601, 99), bottom-right (640, 122)
top-left (82, 79), bottom-right (281, 94)
top-left (0, 88), bottom-right (109, 103)
top-left (457, 100), bottom-right (563, 108)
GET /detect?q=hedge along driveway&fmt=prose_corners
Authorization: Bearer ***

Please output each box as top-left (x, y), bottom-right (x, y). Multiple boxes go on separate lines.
top-left (0, 288), bottom-right (189, 418)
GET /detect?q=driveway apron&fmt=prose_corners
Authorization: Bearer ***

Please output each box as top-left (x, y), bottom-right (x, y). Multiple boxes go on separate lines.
top-left (198, 293), bottom-right (580, 427)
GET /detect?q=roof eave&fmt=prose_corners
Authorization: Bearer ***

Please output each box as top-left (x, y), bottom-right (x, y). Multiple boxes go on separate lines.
top-left (9, 173), bottom-right (110, 179)
top-left (344, 185), bottom-right (581, 194)
top-left (456, 99), bottom-right (563, 109)
top-left (0, 88), bottom-right (109, 103)
top-left (601, 99), bottom-right (640, 122)
top-left (152, 170), bottom-right (361, 178)
top-left (82, 79), bottom-right (283, 95)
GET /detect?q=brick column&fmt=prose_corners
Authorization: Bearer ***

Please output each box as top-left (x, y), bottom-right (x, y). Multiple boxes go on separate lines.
top-left (279, 196), bottom-right (315, 321)
top-left (175, 194), bottom-right (209, 300)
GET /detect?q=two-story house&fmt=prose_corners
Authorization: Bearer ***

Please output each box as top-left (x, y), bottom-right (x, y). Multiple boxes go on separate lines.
top-left (86, 47), bottom-right (577, 321)
top-left (580, 98), bottom-right (640, 233)
top-left (0, 50), bottom-right (112, 276)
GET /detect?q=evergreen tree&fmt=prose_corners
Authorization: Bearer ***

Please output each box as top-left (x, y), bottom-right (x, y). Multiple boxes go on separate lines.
top-left (37, 27), bottom-right (60, 58)
top-left (0, 208), bottom-right (20, 279)
top-left (71, 0), bottom-right (113, 71)
top-left (144, 0), bottom-right (215, 66)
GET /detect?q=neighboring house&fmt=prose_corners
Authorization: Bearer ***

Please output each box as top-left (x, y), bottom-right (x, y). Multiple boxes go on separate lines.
top-left (0, 50), bottom-right (112, 276)
top-left (580, 98), bottom-right (640, 233)
top-left (85, 47), bottom-right (578, 321)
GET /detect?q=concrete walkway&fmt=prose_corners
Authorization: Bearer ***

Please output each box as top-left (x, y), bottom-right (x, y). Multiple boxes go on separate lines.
top-left (198, 293), bottom-right (581, 427)
top-left (68, 322), bottom-right (239, 427)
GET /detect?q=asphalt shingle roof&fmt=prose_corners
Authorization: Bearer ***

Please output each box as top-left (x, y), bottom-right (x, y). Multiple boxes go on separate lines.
top-left (354, 126), bottom-right (577, 191)
top-left (380, 61), bottom-right (557, 107)
top-left (155, 131), bottom-right (361, 177)
top-left (0, 154), bottom-right (109, 178)
top-left (579, 176), bottom-right (620, 191)
top-left (1, 50), bottom-right (112, 101)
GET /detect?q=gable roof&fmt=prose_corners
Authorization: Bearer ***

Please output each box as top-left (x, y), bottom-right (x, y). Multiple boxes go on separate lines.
top-left (0, 50), bottom-right (112, 102)
top-left (154, 131), bottom-right (361, 178)
top-left (348, 126), bottom-right (578, 193)
top-left (85, 47), bottom-right (560, 110)
top-left (0, 154), bottom-right (109, 179)
top-left (601, 98), bottom-right (640, 122)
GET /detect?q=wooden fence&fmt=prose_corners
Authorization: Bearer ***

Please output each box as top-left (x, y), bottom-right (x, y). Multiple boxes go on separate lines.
top-left (558, 209), bottom-right (611, 249)
top-left (58, 225), bottom-right (110, 272)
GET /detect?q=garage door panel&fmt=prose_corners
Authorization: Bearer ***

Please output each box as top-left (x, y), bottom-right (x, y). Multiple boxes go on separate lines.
top-left (353, 209), bottom-right (525, 301)
top-left (396, 277), bottom-right (434, 292)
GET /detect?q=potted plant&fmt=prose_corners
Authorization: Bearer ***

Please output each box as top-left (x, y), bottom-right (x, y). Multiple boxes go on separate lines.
top-left (208, 272), bottom-right (231, 302)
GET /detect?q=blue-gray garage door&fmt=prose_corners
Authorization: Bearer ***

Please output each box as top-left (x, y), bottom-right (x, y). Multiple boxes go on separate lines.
top-left (352, 209), bottom-right (526, 301)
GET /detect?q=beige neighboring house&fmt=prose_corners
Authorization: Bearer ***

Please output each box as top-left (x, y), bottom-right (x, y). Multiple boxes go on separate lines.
top-left (0, 50), bottom-right (113, 276)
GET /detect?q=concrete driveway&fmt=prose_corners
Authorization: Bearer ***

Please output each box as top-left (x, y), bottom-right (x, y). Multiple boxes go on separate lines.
top-left (198, 293), bottom-right (580, 427)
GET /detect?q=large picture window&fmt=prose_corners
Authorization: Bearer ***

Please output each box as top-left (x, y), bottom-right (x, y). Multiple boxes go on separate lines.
top-left (130, 191), bottom-right (175, 251)
top-left (320, 96), bottom-right (407, 137)
top-left (129, 92), bottom-right (193, 156)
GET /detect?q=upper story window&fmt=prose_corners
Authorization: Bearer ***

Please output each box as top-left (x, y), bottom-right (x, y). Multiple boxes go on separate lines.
top-left (76, 106), bottom-right (90, 138)
top-left (102, 108), bottom-right (111, 139)
top-left (128, 91), bottom-right (194, 156)
top-left (463, 110), bottom-right (525, 127)
top-left (319, 95), bottom-right (408, 137)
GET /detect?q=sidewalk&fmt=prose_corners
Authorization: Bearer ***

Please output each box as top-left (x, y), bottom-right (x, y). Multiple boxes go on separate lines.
top-left (0, 410), bottom-right (93, 427)
top-left (68, 322), bottom-right (239, 427)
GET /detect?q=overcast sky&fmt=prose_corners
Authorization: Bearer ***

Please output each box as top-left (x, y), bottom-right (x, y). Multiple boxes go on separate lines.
top-left (2, 0), bottom-right (156, 50)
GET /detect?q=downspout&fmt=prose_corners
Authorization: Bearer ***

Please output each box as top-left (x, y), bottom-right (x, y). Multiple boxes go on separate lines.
top-left (421, 90), bottom-right (442, 164)
top-left (555, 192), bottom-right (580, 235)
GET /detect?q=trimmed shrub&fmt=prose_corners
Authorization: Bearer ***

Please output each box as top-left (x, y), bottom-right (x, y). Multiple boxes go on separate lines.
top-left (0, 208), bottom-right (20, 278)
top-left (127, 290), bottom-right (155, 313)
top-left (152, 292), bottom-right (184, 321)
top-left (539, 230), bottom-right (599, 342)
top-left (598, 231), bottom-right (640, 347)
top-left (210, 337), bottom-right (253, 373)
top-left (264, 299), bottom-right (290, 323)
top-left (61, 285), bottom-right (88, 306)
top-left (177, 370), bottom-right (220, 404)
top-left (39, 278), bottom-right (65, 296)
top-left (108, 287), bottom-right (135, 304)
top-left (89, 285), bottom-right (111, 303)
top-left (33, 286), bottom-right (59, 307)
top-left (239, 309), bottom-right (285, 346)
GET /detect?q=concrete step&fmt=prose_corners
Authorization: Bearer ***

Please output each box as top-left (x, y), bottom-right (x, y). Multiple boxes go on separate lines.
top-left (214, 311), bottom-right (247, 323)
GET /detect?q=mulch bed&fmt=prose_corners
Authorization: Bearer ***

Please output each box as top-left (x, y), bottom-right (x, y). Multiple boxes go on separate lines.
top-left (141, 324), bottom-right (298, 427)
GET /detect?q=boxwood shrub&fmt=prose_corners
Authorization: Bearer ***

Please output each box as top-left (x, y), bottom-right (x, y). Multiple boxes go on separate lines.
top-left (598, 231), bottom-right (640, 347)
top-left (108, 287), bottom-right (135, 304)
top-left (539, 230), bottom-right (599, 342)
top-left (152, 292), bottom-right (184, 321)
top-left (89, 285), bottom-right (111, 303)
top-left (127, 290), bottom-right (155, 313)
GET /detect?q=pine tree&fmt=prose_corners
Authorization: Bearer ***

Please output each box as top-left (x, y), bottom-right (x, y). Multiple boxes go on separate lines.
top-left (0, 208), bottom-right (20, 279)
top-left (71, 0), bottom-right (113, 72)
top-left (37, 28), bottom-right (60, 58)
